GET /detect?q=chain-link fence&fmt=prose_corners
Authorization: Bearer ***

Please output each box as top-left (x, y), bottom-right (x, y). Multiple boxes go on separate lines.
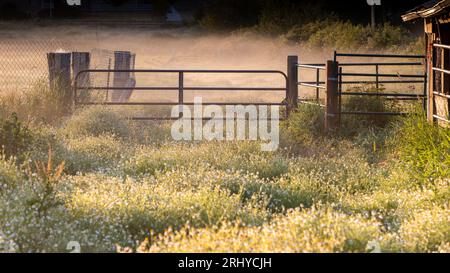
top-left (0, 40), bottom-right (72, 92)
top-left (0, 41), bottom-right (115, 93)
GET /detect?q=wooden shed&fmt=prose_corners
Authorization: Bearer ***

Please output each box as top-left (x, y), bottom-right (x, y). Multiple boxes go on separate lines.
top-left (403, 0), bottom-right (450, 125)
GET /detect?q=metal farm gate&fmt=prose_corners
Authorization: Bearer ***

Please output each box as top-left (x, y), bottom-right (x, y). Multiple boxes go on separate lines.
top-left (293, 52), bottom-right (427, 130)
top-left (74, 69), bottom-right (289, 120)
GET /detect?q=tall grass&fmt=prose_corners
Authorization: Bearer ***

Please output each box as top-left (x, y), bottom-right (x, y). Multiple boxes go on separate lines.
top-left (0, 79), bottom-right (71, 125)
top-left (392, 109), bottom-right (450, 182)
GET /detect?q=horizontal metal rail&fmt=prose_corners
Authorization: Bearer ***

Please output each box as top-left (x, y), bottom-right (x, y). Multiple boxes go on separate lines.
top-left (77, 102), bottom-right (287, 106)
top-left (432, 67), bottom-right (450, 75)
top-left (340, 80), bottom-right (425, 84)
top-left (335, 53), bottom-right (425, 59)
top-left (339, 72), bottom-right (426, 78)
top-left (433, 43), bottom-right (450, 50)
top-left (298, 83), bottom-right (326, 89)
top-left (341, 111), bottom-right (408, 116)
top-left (339, 62), bottom-right (423, 66)
top-left (299, 81), bottom-right (326, 85)
top-left (433, 91), bottom-right (450, 99)
top-left (77, 86), bottom-right (286, 91)
top-left (297, 64), bottom-right (326, 70)
top-left (130, 117), bottom-right (285, 121)
top-left (75, 69), bottom-right (288, 83)
top-left (338, 92), bottom-right (425, 98)
top-left (433, 115), bottom-right (450, 123)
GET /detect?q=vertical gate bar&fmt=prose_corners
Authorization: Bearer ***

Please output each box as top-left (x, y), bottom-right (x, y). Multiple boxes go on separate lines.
top-left (287, 55), bottom-right (299, 117)
top-left (375, 64), bottom-right (379, 90)
top-left (338, 67), bottom-right (343, 128)
top-left (316, 68), bottom-right (320, 104)
top-left (179, 71), bottom-right (184, 118)
top-left (106, 58), bottom-right (111, 102)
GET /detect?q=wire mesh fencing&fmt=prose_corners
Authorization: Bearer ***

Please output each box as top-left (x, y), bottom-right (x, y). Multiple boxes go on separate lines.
top-left (0, 40), bottom-right (72, 93)
top-left (0, 41), bottom-right (115, 93)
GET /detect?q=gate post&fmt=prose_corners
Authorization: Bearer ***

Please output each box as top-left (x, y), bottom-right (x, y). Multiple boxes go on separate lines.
top-left (47, 52), bottom-right (71, 107)
top-left (325, 60), bottom-right (339, 132)
top-left (72, 52), bottom-right (90, 88)
top-left (287, 55), bottom-right (299, 117)
top-left (112, 51), bottom-right (132, 102)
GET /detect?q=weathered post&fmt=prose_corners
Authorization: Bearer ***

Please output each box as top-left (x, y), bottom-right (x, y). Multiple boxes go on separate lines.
top-left (47, 52), bottom-right (71, 107)
top-left (325, 60), bottom-right (339, 132)
top-left (72, 52), bottom-right (90, 88)
top-left (47, 52), bottom-right (71, 88)
top-left (112, 51), bottom-right (132, 102)
top-left (287, 55), bottom-right (299, 117)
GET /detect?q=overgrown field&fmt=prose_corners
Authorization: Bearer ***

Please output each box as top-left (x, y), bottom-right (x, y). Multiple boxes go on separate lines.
top-left (0, 95), bottom-right (448, 252)
top-left (0, 21), bottom-right (448, 253)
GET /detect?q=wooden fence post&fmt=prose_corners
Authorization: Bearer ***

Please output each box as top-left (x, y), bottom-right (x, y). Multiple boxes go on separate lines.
top-left (47, 52), bottom-right (71, 106)
top-left (72, 52), bottom-right (90, 88)
top-left (287, 55), bottom-right (299, 117)
top-left (325, 60), bottom-right (339, 132)
top-left (47, 52), bottom-right (71, 88)
top-left (112, 51), bottom-right (132, 102)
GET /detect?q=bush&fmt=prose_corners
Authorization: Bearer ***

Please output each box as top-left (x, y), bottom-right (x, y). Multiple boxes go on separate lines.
top-left (0, 157), bottom-right (22, 193)
top-left (281, 104), bottom-right (325, 145)
top-left (287, 21), bottom-right (415, 51)
top-left (62, 107), bottom-right (131, 139)
top-left (0, 113), bottom-right (33, 160)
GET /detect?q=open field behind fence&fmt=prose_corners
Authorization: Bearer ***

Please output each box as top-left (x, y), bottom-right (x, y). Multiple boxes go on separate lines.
top-left (0, 40), bottom-right (116, 93)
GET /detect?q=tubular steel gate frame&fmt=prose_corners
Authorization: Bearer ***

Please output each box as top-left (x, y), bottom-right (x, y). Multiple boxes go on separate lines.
top-left (74, 69), bottom-right (289, 121)
top-left (292, 52), bottom-right (427, 131)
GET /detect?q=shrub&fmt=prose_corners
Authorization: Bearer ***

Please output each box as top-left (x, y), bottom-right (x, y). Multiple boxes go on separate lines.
top-left (0, 157), bottom-right (22, 192)
top-left (281, 104), bottom-right (325, 145)
top-left (62, 107), bottom-right (131, 139)
top-left (297, 21), bottom-right (415, 51)
top-left (0, 113), bottom-right (33, 160)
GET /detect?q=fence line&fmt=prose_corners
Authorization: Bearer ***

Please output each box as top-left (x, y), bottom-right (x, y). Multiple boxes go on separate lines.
top-left (0, 41), bottom-right (114, 93)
